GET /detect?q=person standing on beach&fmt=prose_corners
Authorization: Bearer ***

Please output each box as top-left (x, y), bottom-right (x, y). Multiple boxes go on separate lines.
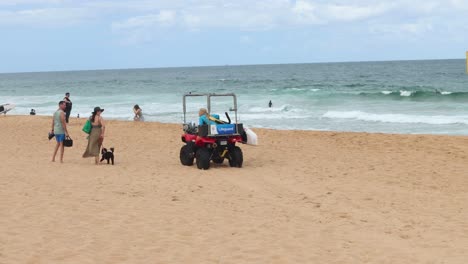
top-left (133, 104), bottom-right (144, 121)
top-left (269, 100), bottom-right (272, 108)
top-left (63, 92), bottom-right (72, 123)
top-left (83, 107), bottom-right (106, 165)
top-left (51, 101), bottom-right (69, 163)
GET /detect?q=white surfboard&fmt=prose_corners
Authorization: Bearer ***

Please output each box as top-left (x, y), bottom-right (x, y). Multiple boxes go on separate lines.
top-left (0, 103), bottom-right (15, 114)
top-left (244, 127), bottom-right (258, 145)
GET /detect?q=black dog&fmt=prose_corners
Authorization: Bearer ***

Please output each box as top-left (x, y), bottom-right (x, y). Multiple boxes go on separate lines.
top-left (100, 147), bottom-right (115, 165)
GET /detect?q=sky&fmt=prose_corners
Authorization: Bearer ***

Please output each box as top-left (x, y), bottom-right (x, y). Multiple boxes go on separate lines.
top-left (0, 0), bottom-right (467, 73)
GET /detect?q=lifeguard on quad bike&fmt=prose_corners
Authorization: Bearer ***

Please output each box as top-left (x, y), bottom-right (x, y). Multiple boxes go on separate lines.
top-left (180, 93), bottom-right (246, 170)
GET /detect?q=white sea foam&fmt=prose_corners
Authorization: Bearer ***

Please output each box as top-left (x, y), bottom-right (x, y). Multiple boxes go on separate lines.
top-left (288, 88), bottom-right (306, 91)
top-left (240, 113), bottom-right (310, 121)
top-left (248, 106), bottom-right (276, 113)
top-left (399, 90), bottom-right (413, 97)
top-left (286, 87), bottom-right (320, 92)
top-left (3, 61), bottom-right (468, 135)
top-left (247, 104), bottom-right (299, 113)
top-left (323, 111), bottom-right (468, 125)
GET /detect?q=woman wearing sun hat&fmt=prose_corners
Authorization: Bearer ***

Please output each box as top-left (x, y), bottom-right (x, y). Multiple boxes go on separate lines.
top-left (83, 106), bottom-right (106, 164)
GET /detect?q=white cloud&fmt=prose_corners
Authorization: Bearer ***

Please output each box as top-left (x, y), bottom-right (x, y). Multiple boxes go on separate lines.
top-left (105, 0), bottom-right (468, 44)
top-left (111, 11), bottom-right (178, 46)
top-left (292, 0), bottom-right (321, 24)
top-left (1, 0), bottom-right (467, 41)
top-left (110, 0), bottom-right (450, 33)
top-left (0, 7), bottom-right (92, 27)
top-left (0, 0), bottom-right (64, 5)
top-left (182, 13), bottom-right (201, 29)
top-left (370, 20), bottom-right (434, 36)
top-left (447, 0), bottom-right (468, 10)
top-left (112, 10), bottom-right (176, 31)
top-left (324, 3), bottom-right (393, 22)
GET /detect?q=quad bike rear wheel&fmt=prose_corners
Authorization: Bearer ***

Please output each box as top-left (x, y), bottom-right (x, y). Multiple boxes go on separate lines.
top-left (228, 146), bottom-right (243, 168)
top-left (196, 148), bottom-right (211, 170)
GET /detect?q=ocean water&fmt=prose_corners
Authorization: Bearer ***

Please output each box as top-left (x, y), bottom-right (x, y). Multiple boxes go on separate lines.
top-left (1, 59), bottom-right (468, 135)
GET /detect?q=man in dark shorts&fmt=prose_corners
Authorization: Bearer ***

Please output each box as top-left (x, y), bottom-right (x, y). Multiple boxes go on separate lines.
top-left (63, 92), bottom-right (72, 123)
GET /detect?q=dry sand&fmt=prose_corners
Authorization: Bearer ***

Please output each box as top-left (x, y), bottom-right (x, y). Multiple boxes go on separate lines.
top-left (1, 115), bottom-right (468, 264)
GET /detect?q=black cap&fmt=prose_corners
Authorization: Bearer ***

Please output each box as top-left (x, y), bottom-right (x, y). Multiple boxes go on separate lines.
top-left (92, 106), bottom-right (104, 114)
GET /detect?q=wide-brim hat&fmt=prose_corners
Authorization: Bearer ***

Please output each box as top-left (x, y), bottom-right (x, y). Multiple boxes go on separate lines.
top-left (92, 106), bottom-right (104, 114)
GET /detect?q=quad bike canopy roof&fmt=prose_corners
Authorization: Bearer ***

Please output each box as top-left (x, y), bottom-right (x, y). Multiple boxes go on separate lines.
top-left (182, 93), bottom-right (238, 124)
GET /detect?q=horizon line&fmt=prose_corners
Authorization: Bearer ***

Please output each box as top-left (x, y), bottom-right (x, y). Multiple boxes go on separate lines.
top-left (1, 57), bottom-right (465, 75)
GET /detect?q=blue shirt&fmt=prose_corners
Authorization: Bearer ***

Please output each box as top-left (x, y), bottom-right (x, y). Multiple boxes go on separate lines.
top-left (199, 114), bottom-right (220, 125)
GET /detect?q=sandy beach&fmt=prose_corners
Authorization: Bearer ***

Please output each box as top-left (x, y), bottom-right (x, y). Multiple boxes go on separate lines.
top-left (1, 115), bottom-right (468, 264)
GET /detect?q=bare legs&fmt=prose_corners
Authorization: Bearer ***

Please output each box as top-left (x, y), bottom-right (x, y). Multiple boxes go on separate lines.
top-left (96, 139), bottom-right (103, 165)
top-left (60, 143), bottom-right (64, 162)
top-left (52, 142), bottom-right (64, 163)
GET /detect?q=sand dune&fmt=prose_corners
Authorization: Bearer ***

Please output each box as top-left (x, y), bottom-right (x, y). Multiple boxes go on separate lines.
top-left (1, 115), bottom-right (467, 263)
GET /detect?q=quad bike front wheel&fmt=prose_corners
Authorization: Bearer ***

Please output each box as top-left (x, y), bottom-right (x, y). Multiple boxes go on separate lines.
top-left (180, 144), bottom-right (195, 166)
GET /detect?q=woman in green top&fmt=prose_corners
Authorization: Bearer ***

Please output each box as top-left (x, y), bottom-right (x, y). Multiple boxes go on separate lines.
top-left (83, 106), bottom-right (106, 165)
top-left (50, 101), bottom-right (69, 163)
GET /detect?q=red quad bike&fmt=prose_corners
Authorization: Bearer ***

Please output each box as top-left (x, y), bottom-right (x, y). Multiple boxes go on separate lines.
top-left (180, 93), bottom-right (247, 170)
